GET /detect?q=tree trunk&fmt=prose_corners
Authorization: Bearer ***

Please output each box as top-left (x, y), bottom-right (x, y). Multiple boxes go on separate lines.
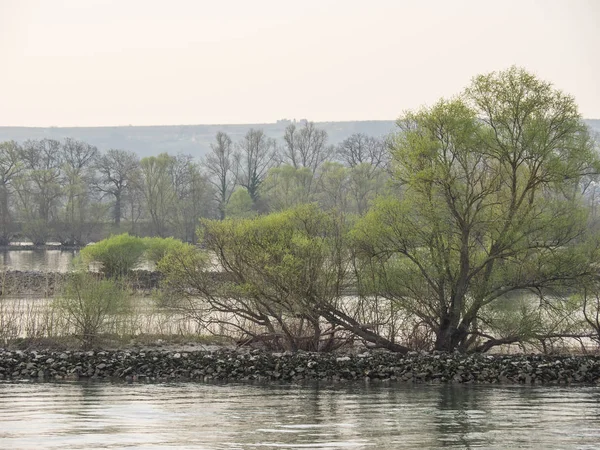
top-left (434, 316), bottom-right (469, 352)
top-left (310, 317), bottom-right (321, 352)
top-left (321, 309), bottom-right (410, 353)
top-left (114, 193), bottom-right (122, 226)
top-left (0, 184), bottom-right (10, 245)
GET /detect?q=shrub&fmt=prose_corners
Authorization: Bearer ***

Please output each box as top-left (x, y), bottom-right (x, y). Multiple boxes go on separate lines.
top-left (53, 272), bottom-right (131, 349)
top-left (143, 237), bottom-right (188, 265)
top-left (79, 233), bottom-right (146, 277)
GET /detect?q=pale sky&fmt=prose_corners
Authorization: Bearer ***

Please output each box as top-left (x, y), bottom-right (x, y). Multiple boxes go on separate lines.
top-left (1, 0), bottom-right (599, 127)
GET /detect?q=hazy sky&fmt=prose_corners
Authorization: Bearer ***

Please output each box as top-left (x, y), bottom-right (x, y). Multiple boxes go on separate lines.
top-left (1, 0), bottom-right (599, 127)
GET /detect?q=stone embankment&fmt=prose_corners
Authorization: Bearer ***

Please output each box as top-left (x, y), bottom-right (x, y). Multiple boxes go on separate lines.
top-left (0, 244), bottom-right (80, 251)
top-left (0, 271), bottom-right (66, 296)
top-left (1, 349), bottom-right (599, 384)
top-left (0, 270), bottom-right (162, 296)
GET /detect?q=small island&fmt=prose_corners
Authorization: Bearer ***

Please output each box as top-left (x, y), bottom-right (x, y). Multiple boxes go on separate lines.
top-left (1, 68), bottom-right (600, 388)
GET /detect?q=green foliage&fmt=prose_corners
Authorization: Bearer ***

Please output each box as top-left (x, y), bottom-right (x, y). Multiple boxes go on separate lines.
top-left (353, 67), bottom-right (600, 352)
top-left (140, 153), bottom-right (177, 237)
top-left (225, 187), bottom-right (256, 218)
top-left (161, 204), bottom-right (355, 351)
top-left (480, 294), bottom-right (544, 341)
top-left (204, 204), bottom-right (342, 308)
top-left (53, 272), bottom-right (131, 349)
top-left (209, 204), bottom-right (339, 299)
top-left (142, 236), bottom-right (189, 264)
top-left (347, 162), bottom-right (390, 215)
top-left (155, 243), bottom-right (211, 309)
top-left (315, 162), bottom-right (350, 211)
top-left (0, 141), bottom-right (23, 245)
top-left (80, 234), bottom-right (191, 276)
top-left (261, 165), bottom-right (313, 211)
top-left (79, 233), bottom-right (146, 277)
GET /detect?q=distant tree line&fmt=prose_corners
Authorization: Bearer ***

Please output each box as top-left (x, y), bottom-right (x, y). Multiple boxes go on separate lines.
top-left (0, 123), bottom-right (389, 245)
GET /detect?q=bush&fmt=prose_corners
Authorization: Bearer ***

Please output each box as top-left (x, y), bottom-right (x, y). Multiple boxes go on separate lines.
top-left (80, 233), bottom-right (146, 277)
top-left (143, 237), bottom-right (189, 265)
top-left (159, 205), bottom-right (362, 352)
top-left (53, 272), bottom-right (131, 349)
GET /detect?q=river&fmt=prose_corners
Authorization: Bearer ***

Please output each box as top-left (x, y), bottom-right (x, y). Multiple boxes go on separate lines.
top-left (2, 251), bottom-right (600, 449)
top-left (0, 249), bottom-right (154, 273)
top-left (0, 382), bottom-right (599, 449)
top-left (0, 249), bottom-right (76, 272)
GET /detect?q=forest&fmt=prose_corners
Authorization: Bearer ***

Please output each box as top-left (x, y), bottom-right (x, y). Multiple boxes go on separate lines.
top-left (0, 120), bottom-right (389, 246)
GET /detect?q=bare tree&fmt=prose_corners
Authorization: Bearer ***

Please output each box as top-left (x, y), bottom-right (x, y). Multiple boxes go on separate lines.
top-left (59, 139), bottom-right (100, 245)
top-left (13, 139), bottom-right (63, 244)
top-left (170, 153), bottom-right (212, 242)
top-left (123, 172), bottom-right (145, 235)
top-left (337, 133), bottom-right (389, 170)
top-left (20, 139), bottom-right (63, 221)
top-left (204, 132), bottom-right (236, 219)
top-left (62, 138), bottom-right (98, 173)
top-left (0, 141), bottom-right (23, 245)
top-left (235, 129), bottom-right (278, 207)
top-left (337, 134), bottom-right (391, 214)
top-left (314, 162), bottom-right (350, 212)
top-left (140, 153), bottom-right (177, 237)
top-left (282, 122), bottom-right (332, 175)
top-left (94, 149), bottom-right (140, 227)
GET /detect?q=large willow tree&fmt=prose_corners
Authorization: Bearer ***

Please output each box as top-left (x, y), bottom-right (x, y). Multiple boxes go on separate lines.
top-left (353, 67), bottom-right (600, 352)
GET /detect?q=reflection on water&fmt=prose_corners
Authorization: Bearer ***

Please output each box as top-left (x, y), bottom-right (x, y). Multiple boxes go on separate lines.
top-left (0, 250), bottom-right (154, 273)
top-left (0, 250), bottom-right (76, 272)
top-left (0, 382), bottom-right (599, 449)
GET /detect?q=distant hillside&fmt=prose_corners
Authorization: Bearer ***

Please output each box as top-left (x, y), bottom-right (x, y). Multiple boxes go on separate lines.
top-left (0, 121), bottom-right (396, 159)
top-left (587, 119), bottom-right (600, 138)
top-left (0, 119), bottom-right (598, 158)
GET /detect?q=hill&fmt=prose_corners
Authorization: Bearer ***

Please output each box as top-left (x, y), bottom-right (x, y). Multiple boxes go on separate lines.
top-left (0, 119), bottom-right (598, 158)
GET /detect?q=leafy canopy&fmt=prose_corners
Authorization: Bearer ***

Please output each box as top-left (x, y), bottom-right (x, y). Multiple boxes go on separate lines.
top-left (353, 66), bottom-right (600, 351)
top-left (80, 233), bottom-right (188, 277)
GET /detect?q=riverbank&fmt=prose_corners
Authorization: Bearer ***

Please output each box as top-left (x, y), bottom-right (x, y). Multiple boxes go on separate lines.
top-left (0, 269), bottom-right (235, 296)
top-left (1, 349), bottom-right (599, 384)
top-left (0, 244), bottom-right (81, 251)
top-left (0, 270), bottom-right (161, 296)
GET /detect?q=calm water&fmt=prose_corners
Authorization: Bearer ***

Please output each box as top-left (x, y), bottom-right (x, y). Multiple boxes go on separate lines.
top-left (0, 249), bottom-right (76, 272)
top-left (0, 250), bottom-right (154, 273)
top-left (0, 382), bottom-right (599, 449)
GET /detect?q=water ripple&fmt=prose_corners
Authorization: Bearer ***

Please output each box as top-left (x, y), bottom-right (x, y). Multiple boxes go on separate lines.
top-left (0, 382), bottom-right (599, 449)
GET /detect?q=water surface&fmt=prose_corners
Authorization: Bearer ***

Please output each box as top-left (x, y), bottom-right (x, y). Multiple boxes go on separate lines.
top-left (0, 382), bottom-right (599, 449)
top-left (1, 249), bottom-right (76, 272)
top-left (0, 249), bottom-right (154, 273)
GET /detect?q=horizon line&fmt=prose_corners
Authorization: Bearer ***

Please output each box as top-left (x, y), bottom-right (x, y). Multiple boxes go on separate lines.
top-left (2, 118), bottom-right (599, 129)
top-left (0, 118), bottom-right (403, 129)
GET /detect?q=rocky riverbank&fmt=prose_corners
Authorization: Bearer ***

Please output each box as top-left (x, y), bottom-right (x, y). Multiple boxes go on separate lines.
top-left (1, 349), bottom-right (599, 384)
top-left (0, 244), bottom-right (81, 251)
top-left (0, 270), bottom-right (161, 296)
